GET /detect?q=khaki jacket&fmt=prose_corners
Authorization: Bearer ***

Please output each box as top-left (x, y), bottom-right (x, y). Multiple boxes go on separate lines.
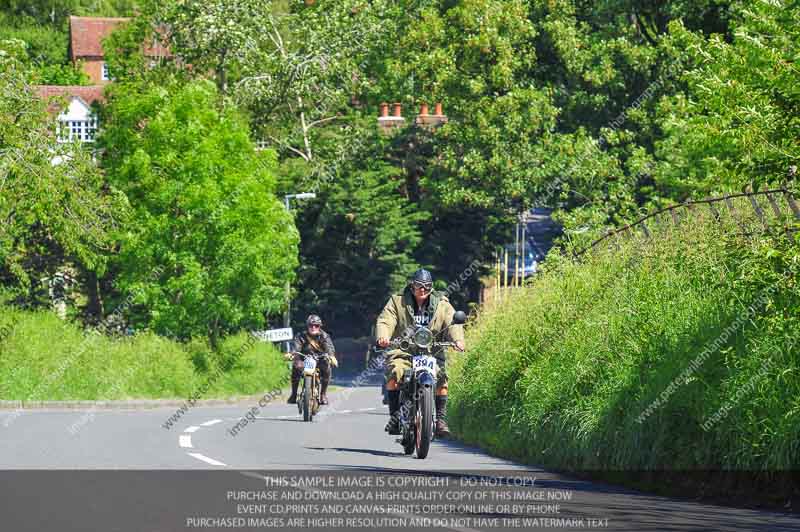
top-left (376, 287), bottom-right (465, 346)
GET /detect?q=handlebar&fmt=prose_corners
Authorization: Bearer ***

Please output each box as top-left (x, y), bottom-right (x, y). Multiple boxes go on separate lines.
top-left (286, 351), bottom-right (331, 359)
top-left (374, 340), bottom-right (462, 351)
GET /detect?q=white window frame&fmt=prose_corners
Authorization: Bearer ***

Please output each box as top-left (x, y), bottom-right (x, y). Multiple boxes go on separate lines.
top-left (101, 62), bottom-right (110, 81)
top-left (57, 117), bottom-right (98, 143)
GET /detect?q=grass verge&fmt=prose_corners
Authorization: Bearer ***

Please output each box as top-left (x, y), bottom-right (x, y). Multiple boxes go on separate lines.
top-left (0, 309), bottom-right (288, 401)
top-left (449, 209), bottom-right (800, 507)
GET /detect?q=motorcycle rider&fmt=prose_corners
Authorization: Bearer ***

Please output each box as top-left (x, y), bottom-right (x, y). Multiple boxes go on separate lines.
top-left (286, 314), bottom-right (337, 405)
top-left (376, 269), bottom-right (465, 437)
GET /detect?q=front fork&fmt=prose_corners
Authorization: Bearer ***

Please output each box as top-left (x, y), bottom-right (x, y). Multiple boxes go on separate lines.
top-left (399, 369), bottom-right (436, 436)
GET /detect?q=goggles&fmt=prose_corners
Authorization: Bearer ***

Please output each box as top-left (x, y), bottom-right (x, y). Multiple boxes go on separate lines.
top-left (412, 281), bottom-right (433, 292)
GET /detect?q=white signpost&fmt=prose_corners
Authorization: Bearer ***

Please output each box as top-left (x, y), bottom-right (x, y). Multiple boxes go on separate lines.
top-left (253, 327), bottom-right (293, 343)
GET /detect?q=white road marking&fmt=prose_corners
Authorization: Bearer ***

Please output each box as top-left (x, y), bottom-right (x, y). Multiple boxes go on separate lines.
top-left (179, 434), bottom-right (193, 448)
top-left (184, 426), bottom-right (200, 433)
top-left (201, 419), bottom-right (223, 427)
top-left (358, 407), bottom-right (377, 411)
top-left (339, 409), bottom-right (352, 414)
top-left (188, 452), bottom-right (226, 467)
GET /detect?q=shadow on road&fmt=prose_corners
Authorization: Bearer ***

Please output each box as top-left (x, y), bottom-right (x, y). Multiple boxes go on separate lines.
top-left (305, 446), bottom-right (404, 458)
top-left (258, 417), bottom-right (304, 422)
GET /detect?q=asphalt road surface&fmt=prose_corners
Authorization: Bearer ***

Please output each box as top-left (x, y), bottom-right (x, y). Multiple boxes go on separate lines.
top-left (1, 373), bottom-right (798, 532)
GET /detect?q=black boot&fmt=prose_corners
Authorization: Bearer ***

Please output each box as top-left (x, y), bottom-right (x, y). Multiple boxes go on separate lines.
top-left (435, 395), bottom-right (450, 437)
top-left (320, 379), bottom-right (329, 405)
top-left (287, 377), bottom-right (299, 404)
top-left (385, 390), bottom-right (401, 435)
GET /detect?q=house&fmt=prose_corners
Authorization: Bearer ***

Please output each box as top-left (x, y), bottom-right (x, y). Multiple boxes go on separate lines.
top-left (69, 16), bottom-right (127, 84)
top-left (34, 16), bottom-right (171, 143)
top-left (34, 85), bottom-right (104, 143)
top-left (69, 16), bottom-right (170, 84)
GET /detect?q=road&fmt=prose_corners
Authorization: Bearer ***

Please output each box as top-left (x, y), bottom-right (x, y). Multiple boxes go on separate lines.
top-left (1, 372), bottom-right (798, 531)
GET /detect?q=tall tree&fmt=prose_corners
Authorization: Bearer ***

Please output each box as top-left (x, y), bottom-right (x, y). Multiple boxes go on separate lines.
top-left (653, 0), bottom-right (800, 196)
top-left (0, 39), bottom-right (122, 306)
top-left (99, 80), bottom-right (299, 346)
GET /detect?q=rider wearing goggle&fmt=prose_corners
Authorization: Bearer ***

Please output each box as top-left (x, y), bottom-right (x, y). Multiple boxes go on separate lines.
top-left (376, 269), bottom-right (465, 437)
top-left (287, 314), bottom-right (337, 405)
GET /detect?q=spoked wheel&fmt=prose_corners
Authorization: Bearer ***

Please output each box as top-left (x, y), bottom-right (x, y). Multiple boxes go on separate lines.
top-left (415, 386), bottom-right (434, 459)
top-left (303, 375), bottom-right (313, 422)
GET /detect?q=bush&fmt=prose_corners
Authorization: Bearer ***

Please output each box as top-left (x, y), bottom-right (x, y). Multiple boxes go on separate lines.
top-left (449, 206), bottom-right (800, 492)
top-left (0, 308), bottom-right (288, 400)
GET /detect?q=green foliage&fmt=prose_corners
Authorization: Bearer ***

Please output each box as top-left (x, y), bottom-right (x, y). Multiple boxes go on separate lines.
top-left (290, 123), bottom-right (428, 335)
top-left (207, 332), bottom-right (288, 396)
top-left (449, 210), bottom-right (800, 477)
top-left (32, 61), bottom-right (91, 85)
top-left (236, 0), bottom-right (399, 161)
top-left (0, 1), bottom-right (138, 85)
top-left (0, 306), bottom-right (287, 400)
top-left (144, 0), bottom-right (278, 94)
top-left (99, 79), bottom-right (299, 344)
top-left (102, 9), bottom-right (176, 85)
top-left (654, 1), bottom-right (800, 196)
top-left (373, 0), bottom-right (740, 239)
top-left (0, 13), bottom-right (68, 65)
top-left (0, 0), bottom-right (138, 27)
top-left (0, 40), bottom-right (122, 296)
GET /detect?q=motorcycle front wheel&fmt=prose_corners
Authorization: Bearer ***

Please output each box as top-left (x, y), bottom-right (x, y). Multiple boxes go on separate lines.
top-left (303, 375), bottom-right (313, 422)
top-left (415, 385), bottom-right (434, 459)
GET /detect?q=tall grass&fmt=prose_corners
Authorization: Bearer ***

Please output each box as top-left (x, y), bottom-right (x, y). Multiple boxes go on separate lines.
top-left (0, 309), bottom-right (288, 400)
top-left (449, 208), bottom-right (800, 480)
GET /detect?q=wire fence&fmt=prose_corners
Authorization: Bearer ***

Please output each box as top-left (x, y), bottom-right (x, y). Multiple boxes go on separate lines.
top-left (574, 185), bottom-right (800, 259)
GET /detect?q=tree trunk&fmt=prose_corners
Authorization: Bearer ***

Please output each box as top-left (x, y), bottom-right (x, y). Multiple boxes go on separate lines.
top-left (217, 48), bottom-right (228, 95)
top-left (86, 270), bottom-right (104, 321)
top-left (298, 96), bottom-right (313, 161)
top-left (209, 317), bottom-right (220, 351)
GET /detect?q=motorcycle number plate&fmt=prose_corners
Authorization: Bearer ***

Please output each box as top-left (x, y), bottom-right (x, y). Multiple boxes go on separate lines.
top-left (304, 357), bottom-right (317, 372)
top-left (412, 355), bottom-right (436, 374)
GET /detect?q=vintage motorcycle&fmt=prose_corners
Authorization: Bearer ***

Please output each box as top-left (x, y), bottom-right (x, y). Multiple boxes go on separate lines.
top-left (383, 310), bottom-right (466, 459)
top-left (293, 352), bottom-right (330, 422)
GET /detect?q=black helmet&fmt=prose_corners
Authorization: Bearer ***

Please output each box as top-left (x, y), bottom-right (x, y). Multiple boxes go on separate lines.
top-left (411, 269), bottom-right (433, 284)
top-left (306, 314), bottom-right (322, 327)
top-left (410, 268), bottom-right (433, 291)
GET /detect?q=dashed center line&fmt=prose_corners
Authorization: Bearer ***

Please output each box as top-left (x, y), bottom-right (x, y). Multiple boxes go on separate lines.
top-left (176, 401), bottom-right (382, 469)
top-left (188, 452), bottom-right (226, 467)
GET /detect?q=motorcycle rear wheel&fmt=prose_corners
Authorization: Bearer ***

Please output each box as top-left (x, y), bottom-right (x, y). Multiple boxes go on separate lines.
top-left (415, 386), bottom-right (434, 459)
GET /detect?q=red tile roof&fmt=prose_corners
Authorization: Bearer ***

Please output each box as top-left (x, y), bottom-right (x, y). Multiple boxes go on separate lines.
top-left (69, 16), bottom-right (172, 61)
top-left (34, 85), bottom-right (106, 113)
top-left (69, 16), bottom-right (127, 60)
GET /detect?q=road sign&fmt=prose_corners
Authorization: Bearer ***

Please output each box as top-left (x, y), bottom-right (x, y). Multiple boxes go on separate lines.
top-left (253, 327), bottom-right (293, 343)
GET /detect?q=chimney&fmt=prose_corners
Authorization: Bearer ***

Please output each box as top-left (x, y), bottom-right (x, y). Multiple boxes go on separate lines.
top-left (378, 101), bottom-right (406, 134)
top-left (416, 101), bottom-right (448, 127)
